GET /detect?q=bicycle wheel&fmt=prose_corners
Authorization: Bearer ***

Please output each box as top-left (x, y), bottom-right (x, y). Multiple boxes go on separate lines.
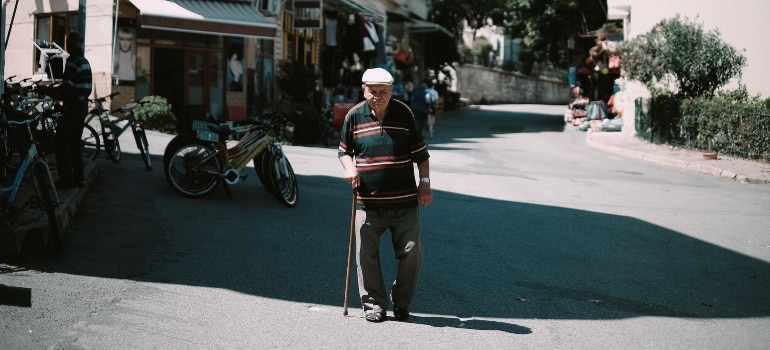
top-left (33, 161), bottom-right (62, 252)
top-left (267, 152), bottom-right (298, 208)
top-left (164, 134), bottom-right (220, 198)
top-left (0, 133), bottom-right (8, 182)
top-left (253, 150), bottom-right (273, 192)
top-left (81, 124), bottom-right (100, 161)
top-left (132, 124), bottom-right (152, 171)
top-left (35, 114), bottom-right (58, 157)
top-left (105, 125), bottom-right (121, 163)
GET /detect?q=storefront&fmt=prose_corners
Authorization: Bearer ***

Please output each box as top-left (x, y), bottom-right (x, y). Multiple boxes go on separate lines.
top-left (3, 0), bottom-right (444, 134)
top-left (4, 0), bottom-right (278, 132)
top-left (114, 0), bottom-right (278, 130)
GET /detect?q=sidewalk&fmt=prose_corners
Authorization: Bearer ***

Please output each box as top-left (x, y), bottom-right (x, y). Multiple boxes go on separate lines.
top-left (586, 130), bottom-right (770, 184)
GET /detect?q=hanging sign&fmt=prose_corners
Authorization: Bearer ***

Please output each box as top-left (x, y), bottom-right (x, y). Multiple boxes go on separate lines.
top-left (293, 0), bottom-right (322, 29)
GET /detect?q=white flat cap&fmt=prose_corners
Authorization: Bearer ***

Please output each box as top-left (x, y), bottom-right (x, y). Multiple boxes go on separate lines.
top-left (361, 68), bottom-right (394, 85)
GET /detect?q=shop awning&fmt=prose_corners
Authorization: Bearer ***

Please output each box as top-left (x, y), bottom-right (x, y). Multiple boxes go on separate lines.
top-left (408, 19), bottom-right (453, 38)
top-left (324, 0), bottom-right (386, 23)
top-left (128, 0), bottom-right (277, 38)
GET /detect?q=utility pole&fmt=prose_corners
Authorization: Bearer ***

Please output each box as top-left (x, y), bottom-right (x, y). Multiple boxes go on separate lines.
top-left (78, 0), bottom-right (87, 35)
top-left (1, 1), bottom-right (6, 95)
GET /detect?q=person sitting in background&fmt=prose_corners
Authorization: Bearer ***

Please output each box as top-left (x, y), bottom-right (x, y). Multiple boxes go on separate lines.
top-left (602, 78), bottom-right (625, 131)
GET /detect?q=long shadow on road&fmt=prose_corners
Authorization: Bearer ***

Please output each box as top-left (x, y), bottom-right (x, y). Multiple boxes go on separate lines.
top-left (3, 106), bottom-right (769, 335)
top-left (6, 166), bottom-right (769, 326)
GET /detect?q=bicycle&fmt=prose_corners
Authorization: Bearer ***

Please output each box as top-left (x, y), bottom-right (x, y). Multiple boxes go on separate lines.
top-left (162, 112), bottom-right (298, 207)
top-left (1, 77), bottom-right (60, 175)
top-left (109, 100), bottom-right (152, 171)
top-left (81, 92), bottom-right (152, 170)
top-left (0, 104), bottom-right (62, 252)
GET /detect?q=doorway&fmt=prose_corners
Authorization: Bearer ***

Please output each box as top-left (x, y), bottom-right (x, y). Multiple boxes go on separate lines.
top-left (153, 48), bottom-right (224, 132)
top-left (153, 48), bottom-right (186, 130)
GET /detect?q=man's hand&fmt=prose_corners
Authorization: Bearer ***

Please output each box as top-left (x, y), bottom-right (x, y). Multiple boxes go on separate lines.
top-left (343, 167), bottom-right (360, 188)
top-left (418, 182), bottom-right (432, 207)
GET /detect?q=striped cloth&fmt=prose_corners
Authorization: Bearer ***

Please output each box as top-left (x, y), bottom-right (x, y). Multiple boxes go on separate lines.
top-left (338, 99), bottom-right (429, 209)
top-left (63, 53), bottom-right (93, 100)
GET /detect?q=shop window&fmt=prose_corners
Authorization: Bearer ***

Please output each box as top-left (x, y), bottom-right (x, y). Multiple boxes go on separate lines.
top-left (34, 12), bottom-right (78, 74)
top-left (258, 0), bottom-right (280, 16)
top-left (282, 10), bottom-right (319, 64)
top-left (253, 39), bottom-right (275, 113)
top-left (135, 46), bottom-right (151, 99)
top-left (209, 36), bottom-right (224, 49)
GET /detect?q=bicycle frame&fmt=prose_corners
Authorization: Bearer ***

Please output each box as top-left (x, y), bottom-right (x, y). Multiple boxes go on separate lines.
top-left (0, 116), bottom-right (56, 224)
top-left (165, 112), bottom-right (296, 206)
top-left (0, 137), bottom-right (41, 204)
top-left (194, 122), bottom-right (272, 184)
top-left (88, 111), bottom-right (136, 139)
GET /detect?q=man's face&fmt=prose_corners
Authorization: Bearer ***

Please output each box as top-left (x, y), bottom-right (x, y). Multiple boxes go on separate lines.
top-left (363, 84), bottom-right (392, 109)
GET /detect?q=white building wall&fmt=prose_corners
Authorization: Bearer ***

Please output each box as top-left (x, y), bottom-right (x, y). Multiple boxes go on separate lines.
top-left (4, 0), bottom-right (114, 96)
top-left (608, 0), bottom-right (770, 98)
top-left (607, 0), bottom-right (770, 135)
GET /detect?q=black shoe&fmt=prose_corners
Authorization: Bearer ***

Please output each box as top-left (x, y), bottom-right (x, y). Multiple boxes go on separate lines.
top-left (393, 305), bottom-right (409, 321)
top-left (365, 307), bottom-right (386, 323)
top-left (77, 180), bottom-right (87, 188)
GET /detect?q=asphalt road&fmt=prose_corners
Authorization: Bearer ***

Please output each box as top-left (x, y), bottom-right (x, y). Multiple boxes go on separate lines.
top-left (1, 104), bottom-right (769, 349)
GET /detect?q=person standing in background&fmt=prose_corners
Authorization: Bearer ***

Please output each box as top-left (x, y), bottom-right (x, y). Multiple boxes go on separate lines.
top-left (424, 80), bottom-right (438, 138)
top-left (228, 41), bottom-right (244, 91)
top-left (410, 82), bottom-right (431, 138)
top-left (55, 31), bottom-right (93, 189)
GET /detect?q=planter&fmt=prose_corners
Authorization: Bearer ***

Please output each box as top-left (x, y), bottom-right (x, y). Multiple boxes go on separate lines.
top-left (703, 152), bottom-right (718, 160)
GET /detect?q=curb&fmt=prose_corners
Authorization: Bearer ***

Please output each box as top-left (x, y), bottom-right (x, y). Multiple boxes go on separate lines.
top-left (0, 161), bottom-right (98, 257)
top-left (585, 130), bottom-right (770, 184)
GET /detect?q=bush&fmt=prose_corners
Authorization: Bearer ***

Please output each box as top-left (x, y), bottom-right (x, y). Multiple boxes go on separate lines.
top-left (472, 38), bottom-right (493, 66)
top-left (644, 94), bottom-right (683, 144)
top-left (132, 95), bottom-right (177, 134)
top-left (618, 15), bottom-right (746, 98)
top-left (681, 88), bottom-right (770, 161)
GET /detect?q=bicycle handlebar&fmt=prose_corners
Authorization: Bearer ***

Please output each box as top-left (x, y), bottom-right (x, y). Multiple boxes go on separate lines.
top-left (1, 109), bottom-right (47, 128)
top-left (90, 92), bottom-right (120, 105)
top-left (111, 99), bottom-right (149, 114)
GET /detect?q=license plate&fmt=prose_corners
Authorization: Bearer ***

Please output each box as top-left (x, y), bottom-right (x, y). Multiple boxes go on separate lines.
top-left (197, 130), bottom-right (218, 142)
top-left (192, 120), bottom-right (209, 132)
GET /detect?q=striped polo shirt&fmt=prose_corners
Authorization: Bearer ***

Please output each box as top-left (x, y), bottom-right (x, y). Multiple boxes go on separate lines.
top-left (63, 53), bottom-right (93, 100)
top-left (338, 99), bottom-right (430, 209)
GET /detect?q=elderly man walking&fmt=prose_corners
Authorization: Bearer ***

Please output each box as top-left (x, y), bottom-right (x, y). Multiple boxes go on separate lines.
top-left (338, 68), bottom-right (432, 322)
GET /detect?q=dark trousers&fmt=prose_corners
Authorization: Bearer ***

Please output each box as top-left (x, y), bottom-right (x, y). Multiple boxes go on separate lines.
top-left (355, 207), bottom-right (423, 313)
top-left (413, 110), bottom-right (429, 136)
top-left (55, 98), bottom-right (88, 185)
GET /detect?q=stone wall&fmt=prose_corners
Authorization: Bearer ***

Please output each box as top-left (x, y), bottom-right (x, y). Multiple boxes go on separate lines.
top-left (455, 64), bottom-right (569, 105)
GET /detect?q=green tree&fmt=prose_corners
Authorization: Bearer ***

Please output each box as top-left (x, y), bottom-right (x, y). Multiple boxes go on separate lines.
top-left (472, 38), bottom-right (493, 65)
top-left (618, 15), bottom-right (746, 98)
top-left (428, 0), bottom-right (608, 68)
top-left (425, 0), bottom-right (499, 69)
top-left (505, 0), bottom-right (607, 65)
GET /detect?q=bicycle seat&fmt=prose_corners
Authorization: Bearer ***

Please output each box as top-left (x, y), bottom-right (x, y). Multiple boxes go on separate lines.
top-left (207, 123), bottom-right (233, 138)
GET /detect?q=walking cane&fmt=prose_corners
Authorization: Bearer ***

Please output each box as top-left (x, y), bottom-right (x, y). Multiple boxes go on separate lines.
top-left (343, 188), bottom-right (356, 316)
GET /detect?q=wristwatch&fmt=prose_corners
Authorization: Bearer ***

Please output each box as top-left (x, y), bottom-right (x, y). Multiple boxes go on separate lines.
top-left (419, 177), bottom-right (430, 184)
